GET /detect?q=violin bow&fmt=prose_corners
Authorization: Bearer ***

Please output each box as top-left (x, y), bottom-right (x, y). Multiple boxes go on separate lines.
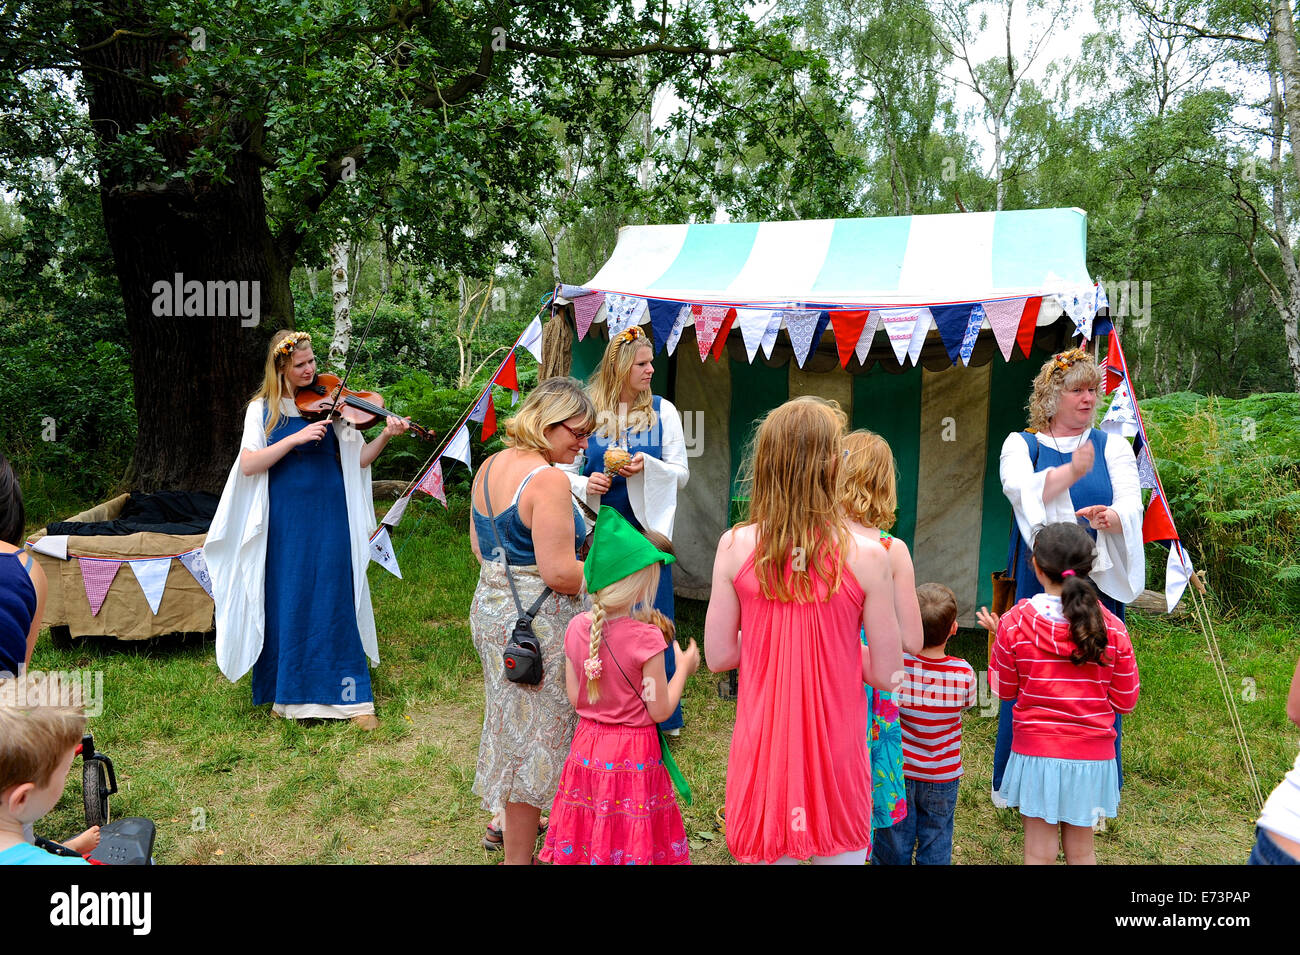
top-left (323, 295), bottom-right (386, 421)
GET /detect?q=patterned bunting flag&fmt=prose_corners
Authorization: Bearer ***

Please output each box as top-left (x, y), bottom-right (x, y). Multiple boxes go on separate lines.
top-left (959, 303), bottom-right (983, 366)
top-left (178, 548), bottom-right (213, 598)
top-left (1016, 297), bottom-right (1042, 358)
top-left (494, 351), bottom-right (519, 394)
top-left (572, 290), bottom-right (606, 341)
top-left (518, 316), bottom-right (544, 362)
top-left (129, 558), bottom-right (172, 616)
top-left (782, 310), bottom-right (825, 368)
top-left (830, 310), bottom-right (871, 368)
top-left (369, 526), bottom-right (402, 579)
top-left (854, 311), bottom-right (882, 366)
top-left (381, 492), bottom-right (412, 528)
top-left (1101, 381), bottom-right (1140, 439)
top-left (416, 461), bottom-right (447, 505)
top-left (80, 557), bottom-right (122, 616)
top-left (1055, 286), bottom-right (1096, 340)
top-left (665, 304), bottom-right (693, 355)
top-left (693, 304), bottom-right (728, 360)
top-left (605, 294), bottom-right (647, 337)
top-left (1135, 445), bottom-right (1158, 490)
top-left (736, 309), bottom-right (775, 362)
top-left (930, 303), bottom-right (977, 366)
top-left (710, 308), bottom-right (737, 361)
top-left (983, 297), bottom-right (1028, 362)
top-left (877, 307), bottom-right (931, 367)
top-left (443, 425), bottom-right (472, 469)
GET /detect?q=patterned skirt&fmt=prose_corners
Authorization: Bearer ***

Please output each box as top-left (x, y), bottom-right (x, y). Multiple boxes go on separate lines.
top-left (539, 718), bottom-right (690, 865)
top-left (469, 560), bottom-right (582, 812)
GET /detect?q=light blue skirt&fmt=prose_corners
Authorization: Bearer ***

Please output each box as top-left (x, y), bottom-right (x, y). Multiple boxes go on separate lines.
top-left (1001, 753), bottom-right (1119, 827)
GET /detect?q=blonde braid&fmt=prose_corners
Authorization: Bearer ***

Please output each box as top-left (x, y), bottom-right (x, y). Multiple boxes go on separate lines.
top-left (585, 601), bottom-right (605, 703)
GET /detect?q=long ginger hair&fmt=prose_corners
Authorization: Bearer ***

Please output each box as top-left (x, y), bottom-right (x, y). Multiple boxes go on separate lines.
top-left (738, 397), bottom-right (850, 603)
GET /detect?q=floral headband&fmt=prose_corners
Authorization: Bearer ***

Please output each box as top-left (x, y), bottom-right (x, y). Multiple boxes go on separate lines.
top-left (275, 331), bottom-right (311, 361)
top-left (1052, 346), bottom-right (1090, 372)
top-left (612, 325), bottom-right (645, 347)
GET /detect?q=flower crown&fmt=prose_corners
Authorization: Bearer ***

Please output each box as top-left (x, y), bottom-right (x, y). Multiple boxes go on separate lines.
top-left (275, 331), bottom-right (311, 361)
top-left (612, 325), bottom-right (645, 347)
top-left (1052, 346), bottom-right (1090, 372)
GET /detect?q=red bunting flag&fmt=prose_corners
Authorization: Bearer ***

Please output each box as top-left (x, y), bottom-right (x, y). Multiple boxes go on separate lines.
top-left (416, 461), bottom-right (447, 506)
top-left (1142, 491), bottom-right (1179, 544)
top-left (481, 391), bottom-right (497, 439)
top-left (1017, 296), bottom-right (1042, 358)
top-left (694, 304), bottom-right (728, 360)
top-left (830, 310), bottom-right (872, 368)
top-left (80, 557), bottom-right (122, 616)
top-left (1102, 328), bottom-right (1130, 395)
top-left (494, 351), bottom-right (519, 393)
top-left (710, 308), bottom-right (737, 362)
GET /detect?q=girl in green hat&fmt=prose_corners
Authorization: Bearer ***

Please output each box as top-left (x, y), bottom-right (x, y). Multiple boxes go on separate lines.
top-left (538, 506), bottom-right (699, 865)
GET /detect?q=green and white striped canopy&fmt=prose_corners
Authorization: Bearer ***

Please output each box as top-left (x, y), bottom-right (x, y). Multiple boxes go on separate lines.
top-left (585, 207), bottom-right (1092, 308)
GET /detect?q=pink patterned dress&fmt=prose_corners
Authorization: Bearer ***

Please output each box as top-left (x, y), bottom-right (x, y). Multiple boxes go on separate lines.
top-left (539, 614), bottom-right (689, 865)
top-left (725, 552), bottom-right (872, 863)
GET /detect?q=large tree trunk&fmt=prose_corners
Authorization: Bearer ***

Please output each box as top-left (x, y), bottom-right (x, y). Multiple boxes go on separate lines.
top-left (1269, 0), bottom-right (1300, 390)
top-left (78, 19), bottom-right (292, 494)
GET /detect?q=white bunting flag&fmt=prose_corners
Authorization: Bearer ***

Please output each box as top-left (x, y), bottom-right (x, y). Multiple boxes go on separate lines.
top-left (178, 548), bottom-right (213, 598)
top-left (442, 425), bottom-right (472, 469)
top-left (854, 311), bottom-right (882, 365)
top-left (736, 309), bottom-right (776, 362)
top-left (878, 307), bottom-right (931, 366)
top-left (665, 305), bottom-right (693, 355)
top-left (30, 535), bottom-right (68, 560)
top-left (1101, 381), bottom-right (1140, 439)
top-left (129, 558), bottom-right (172, 616)
top-left (759, 311), bottom-right (783, 359)
top-left (369, 527), bottom-right (402, 579)
top-left (983, 297), bottom-right (1028, 362)
top-left (1055, 286), bottom-right (1095, 340)
top-left (381, 492), bottom-right (412, 528)
top-left (518, 316), bottom-right (544, 362)
top-left (1166, 542), bottom-right (1192, 612)
top-left (604, 294), bottom-right (648, 338)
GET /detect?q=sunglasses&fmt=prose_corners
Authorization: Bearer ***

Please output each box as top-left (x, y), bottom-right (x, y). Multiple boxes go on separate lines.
top-left (556, 422), bottom-right (594, 441)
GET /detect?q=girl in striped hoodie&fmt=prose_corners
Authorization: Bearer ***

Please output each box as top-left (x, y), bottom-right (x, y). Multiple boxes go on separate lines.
top-left (990, 522), bottom-right (1140, 865)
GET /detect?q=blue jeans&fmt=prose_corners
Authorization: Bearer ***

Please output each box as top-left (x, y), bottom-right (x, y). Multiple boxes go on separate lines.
top-left (871, 777), bottom-right (959, 865)
top-left (1248, 826), bottom-right (1300, 865)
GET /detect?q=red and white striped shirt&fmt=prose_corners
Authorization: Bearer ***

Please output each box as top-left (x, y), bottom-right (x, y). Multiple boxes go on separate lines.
top-left (991, 594), bottom-right (1140, 761)
top-left (896, 653), bottom-right (977, 782)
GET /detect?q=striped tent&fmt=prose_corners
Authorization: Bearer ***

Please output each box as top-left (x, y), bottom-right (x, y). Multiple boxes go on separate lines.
top-left (561, 208), bottom-right (1105, 626)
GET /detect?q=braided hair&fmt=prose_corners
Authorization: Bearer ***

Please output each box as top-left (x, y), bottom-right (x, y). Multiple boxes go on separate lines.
top-left (584, 562), bottom-right (661, 704)
top-left (1032, 522), bottom-right (1110, 666)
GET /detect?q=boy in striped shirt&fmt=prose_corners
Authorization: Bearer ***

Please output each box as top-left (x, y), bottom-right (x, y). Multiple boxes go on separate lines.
top-left (871, 583), bottom-right (976, 865)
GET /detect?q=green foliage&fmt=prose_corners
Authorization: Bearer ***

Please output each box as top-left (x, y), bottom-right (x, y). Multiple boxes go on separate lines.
top-left (1142, 392), bottom-right (1300, 612)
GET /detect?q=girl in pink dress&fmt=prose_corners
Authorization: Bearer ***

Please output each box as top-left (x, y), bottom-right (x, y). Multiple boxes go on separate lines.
top-left (540, 506), bottom-right (699, 865)
top-left (705, 398), bottom-right (904, 865)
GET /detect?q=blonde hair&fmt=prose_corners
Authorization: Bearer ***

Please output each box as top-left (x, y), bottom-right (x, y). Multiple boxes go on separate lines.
top-left (0, 677), bottom-right (87, 795)
top-left (738, 397), bottom-right (850, 603)
top-left (589, 330), bottom-right (657, 439)
top-left (252, 328), bottom-right (314, 438)
top-left (840, 430), bottom-right (897, 530)
top-left (584, 561), bottom-right (661, 704)
top-left (503, 377), bottom-right (596, 456)
top-left (1028, 350), bottom-right (1102, 432)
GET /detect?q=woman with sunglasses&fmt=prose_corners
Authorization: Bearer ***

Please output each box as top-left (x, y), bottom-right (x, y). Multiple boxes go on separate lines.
top-left (561, 324), bottom-right (691, 734)
top-left (468, 376), bottom-right (597, 865)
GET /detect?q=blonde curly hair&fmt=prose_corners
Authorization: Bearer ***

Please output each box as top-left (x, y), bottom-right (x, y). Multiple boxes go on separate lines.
top-left (1027, 348), bottom-right (1102, 432)
top-left (840, 430), bottom-right (897, 530)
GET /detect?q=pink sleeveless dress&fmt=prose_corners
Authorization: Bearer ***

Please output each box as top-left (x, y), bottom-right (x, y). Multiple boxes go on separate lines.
top-left (726, 551), bottom-right (872, 863)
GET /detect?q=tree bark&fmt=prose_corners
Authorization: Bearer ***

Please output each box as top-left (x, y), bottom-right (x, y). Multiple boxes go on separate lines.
top-left (78, 21), bottom-right (290, 494)
top-left (329, 241), bottom-right (351, 366)
top-left (1269, 0), bottom-right (1300, 390)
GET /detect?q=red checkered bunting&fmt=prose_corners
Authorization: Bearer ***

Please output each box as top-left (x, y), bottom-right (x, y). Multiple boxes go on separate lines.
top-left (416, 461), bottom-right (447, 506)
top-left (80, 558), bottom-right (122, 616)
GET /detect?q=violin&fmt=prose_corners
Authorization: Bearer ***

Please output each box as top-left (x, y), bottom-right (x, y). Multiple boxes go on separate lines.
top-left (295, 373), bottom-right (437, 442)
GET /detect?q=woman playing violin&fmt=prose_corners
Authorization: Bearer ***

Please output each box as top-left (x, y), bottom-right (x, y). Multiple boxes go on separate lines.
top-left (207, 330), bottom-right (409, 729)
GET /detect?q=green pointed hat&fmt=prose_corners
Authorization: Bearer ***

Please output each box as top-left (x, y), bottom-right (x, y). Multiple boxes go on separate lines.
top-left (584, 506), bottom-right (675, 593)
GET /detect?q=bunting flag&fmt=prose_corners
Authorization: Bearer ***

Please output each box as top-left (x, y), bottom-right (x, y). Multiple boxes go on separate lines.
top-left (665, 304), bottom-right (693, 354)
top-left (930, 303), bottom-right (978, 367)
top-left (178, 548), bottom-right (213, 598)
top-left (369, 526), bottom-right (402, 579)
top-left (854, 311), bottom-right (883, 366)
top-left (1055, 285), bottom-right (1097, 340)
top-left (416, 460), bottom-right (447, 505)
top-left (1100, 381), bottom-right (1140, 439)
top-left (982, 297), bottom-right (1027, 362)
top-left (381, 492), bottom-right (412, 528)
top-left (443, 425), bottom-right (472, 469)
top-left (689, 304), bottom-right (726, 360)
top-left (469, 388), bottom-right (497, 439)
top-left (878, 307), bottom-right (931, 366)
top-left (128, 558), bottom-right (172, 616)
top-left (710, 308), bottom-right (737, 362)
top-left (736, 308), bottom-right (776, 362)
top-left (1135, 445), bottom-right (1158, 490)
top-left (830, 309), bottom-right (871, 368)
top-left (31, 535), bottom-right (68, 560)
top-left (1142, 489), bottom-right (1179, 545)
top-left (605, 294), bottom-right (647, 337)
top-left (958, 303), bottom-right (983, 365)
top-left (518, 315), bottom-right (544, 362)
top-left (1016, 297), bottom-right (1042, 358)
top-left (760, 310), bottom-right (783, 358)
top-left (783, 309), bottom-right (825, 368)
top-left (1102, 327), bottom-right (1131, 395)
top-left (494, 351), bottom-right (519, 394)
top-left (80, 557), bottom-right (122, 616)
top-left (572, 290), bottom-right (606, 341)
top-left (646, 298), bottom-right (681, 353)
top-left (1166, 542), bottom-right (1193, 613)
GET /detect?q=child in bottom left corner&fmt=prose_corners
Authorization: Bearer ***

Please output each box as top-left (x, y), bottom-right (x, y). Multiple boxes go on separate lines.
top-left (539, 506), bottom-right (699, 865)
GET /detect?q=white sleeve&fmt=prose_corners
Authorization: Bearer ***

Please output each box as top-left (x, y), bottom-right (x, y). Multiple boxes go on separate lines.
top-left (626, 398), bottom-right (690, 539)
top-left (240, 399), bottom-right (268, 451)
top-left (1091, 433), bottom-right (1145, 604)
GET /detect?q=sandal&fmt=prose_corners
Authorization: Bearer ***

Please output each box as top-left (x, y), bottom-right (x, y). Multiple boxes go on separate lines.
top-left (483, 817), bottom-right (548, 851)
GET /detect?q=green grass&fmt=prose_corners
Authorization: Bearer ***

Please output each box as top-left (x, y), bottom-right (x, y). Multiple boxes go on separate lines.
top-left (29, 495), bottom-right (1300, 865)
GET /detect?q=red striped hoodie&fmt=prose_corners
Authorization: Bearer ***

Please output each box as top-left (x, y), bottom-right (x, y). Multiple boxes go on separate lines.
top-left (991, 594), bottom-right (1140, 761)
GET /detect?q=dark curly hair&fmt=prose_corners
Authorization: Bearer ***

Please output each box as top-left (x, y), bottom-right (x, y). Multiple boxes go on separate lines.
top-left (1032, 522), bottom-right (1110, 666)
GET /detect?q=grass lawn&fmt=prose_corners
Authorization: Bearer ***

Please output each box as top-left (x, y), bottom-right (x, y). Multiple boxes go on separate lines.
top-left (32, 497), bottom-right (1300, 864)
